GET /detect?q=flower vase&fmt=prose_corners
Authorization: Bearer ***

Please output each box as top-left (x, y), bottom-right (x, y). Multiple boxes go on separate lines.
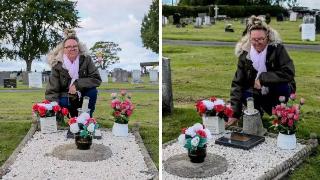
top-left (112, 122), bottom-right (129, 137)
top-left (75, 134), bottom-right (92, 150)
top-left (202, 116), bottom-right (225, 134)
top-left (39, 116), bottom-right (57, 134)
top-left (188, 145), bottom-right (207, 163)
top-left (277, 133), bottom-right (297, 150)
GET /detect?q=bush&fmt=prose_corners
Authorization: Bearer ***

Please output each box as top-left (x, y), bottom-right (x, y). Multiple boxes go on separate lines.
top-left (162, 5), bottom-right (287, 18)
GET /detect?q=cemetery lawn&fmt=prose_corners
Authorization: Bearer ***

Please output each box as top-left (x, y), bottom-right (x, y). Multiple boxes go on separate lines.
top-left (163, 18), bottom-right (320, 45)
top-left (163, 45), bottom-right (320, 179)
top-left (0, 90), bottom-right (159, 168)
top-left (0, 76), bottom-right (158, 90)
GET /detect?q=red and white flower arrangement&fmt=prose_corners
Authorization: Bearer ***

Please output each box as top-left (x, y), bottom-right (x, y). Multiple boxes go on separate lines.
top-left (68, 113), bottom-right (99, 138)
top-left (111, 90), bottom-right (134, 124)
top-left (32, 100), bottom-right (69, 118)
top-left (178, 123), bottom-right (212, 151)
top-left (195, 96), bottom-right (233, 121)
top-left (270, 93), bottom-right (305, 135)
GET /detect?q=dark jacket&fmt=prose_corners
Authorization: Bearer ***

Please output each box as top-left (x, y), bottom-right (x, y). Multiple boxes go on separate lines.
top-left (45, 55), bottom-right (102, 101)
top-left (230, 44), bottom-right (296, 118)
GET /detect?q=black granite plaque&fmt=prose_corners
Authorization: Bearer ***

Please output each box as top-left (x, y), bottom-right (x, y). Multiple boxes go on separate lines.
top-left (215, 132), bottom-right (265, 150)
top-left (3, 78), bottom-right (17, 88)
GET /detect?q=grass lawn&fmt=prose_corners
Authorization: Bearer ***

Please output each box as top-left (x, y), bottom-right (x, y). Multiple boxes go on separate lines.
top-left (163, 45), bottom-right (320, 179)
top-left (0, 76), bottom-right (158, 90)
top-left (163, 18), bottom-right (320, 45)
top-left (0, 86), bottom-right (159, 168)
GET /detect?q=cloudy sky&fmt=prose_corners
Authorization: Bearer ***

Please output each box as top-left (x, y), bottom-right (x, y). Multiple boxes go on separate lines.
top-left (0, 0), bottom-right (157, 71)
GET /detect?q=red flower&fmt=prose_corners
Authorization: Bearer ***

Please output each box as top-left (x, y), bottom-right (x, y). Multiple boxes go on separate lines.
top-left (293, 114), bottom-right (299, 121)
top-left (61, 108), bottom-right (69, 116)
top-left (52, 105), bottom-right (61, 113)
top-left (288, 119), bottom-right (294, 127)
top-left (38, 106), bottom-right (47, 117)
top-left (68, 117), bottom-right (77, 125)
top-left (209, 96), bottom-right (217, 102)
top-left (126, 110), bottom-right (132, 116)
top-left (114, 111), bottom-right (121, 117)
top-left (224, 107), bottom-right (233, 118)
top-left (42, 100), bottom-right (50, 104)
top-left (196, 101), bottom-right (206, 114)
top-left (196, 130), bottom-right (207, 138)
top-left (32, 104), bottom-right (39, 112)
top-left (272, 119), bottom-right (279, 125)
top-left (85, 118), bottom-right (96, 125)
top-left (214, 104), bottom-right (224, 113)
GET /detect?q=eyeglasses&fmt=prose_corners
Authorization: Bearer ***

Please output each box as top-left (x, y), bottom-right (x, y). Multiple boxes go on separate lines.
top-left (250, 37), bottom-right (267, 43)
top-left (64, 45), bottom-right (78, 50)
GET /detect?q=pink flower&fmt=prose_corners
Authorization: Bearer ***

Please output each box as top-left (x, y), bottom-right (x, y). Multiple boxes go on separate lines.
top-left (126, 110), bottom-right (132, 116)
top-left (293, 114), bottom-right (299, 121)
top-left (120, 89), bottom-right (127, 96)
top-left (300, 98), bottom-right (305, 105)
top-left (290, 93), bottom-right (296, 100)
top-left (288, 119), bottom-right (294, 127)
top-left (114, 111), bottom-right (121, 117)
top-left (111, 100), bottom-right (121, 109)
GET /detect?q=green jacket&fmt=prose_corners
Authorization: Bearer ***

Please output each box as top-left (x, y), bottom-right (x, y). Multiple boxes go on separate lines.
top-left (230, 44), bottom-right (296, 118)
top-left (45, 55), bottom-right (102, 101)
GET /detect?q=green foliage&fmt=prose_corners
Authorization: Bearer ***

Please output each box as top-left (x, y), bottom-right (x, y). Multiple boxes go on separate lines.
top-left (0, 0), bottom-right (79, 71)
top-left (89, 41), bottom-right (121, 70)
top-left (163, 5), bottom-right (286, 18)
top-left (141, 0), bottom-right (159, 53)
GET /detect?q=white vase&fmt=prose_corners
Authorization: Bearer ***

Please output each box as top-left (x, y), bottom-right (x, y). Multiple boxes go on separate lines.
top-left (202, 116), bottom-right (225, 134)
top-left (277, 133), bottom-right (297, 150)
top-left (39, 116), bottom-right (57, 134)
top-left (112, 122), bottom-right (129, 137)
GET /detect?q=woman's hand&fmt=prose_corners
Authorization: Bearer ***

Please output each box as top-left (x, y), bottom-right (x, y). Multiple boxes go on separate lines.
top-left (254, 79), bottom-right (261, 89)
top-left (68, 84), bottom-right (77, 94)
top-left (226, 117), bottom-right (239, 127)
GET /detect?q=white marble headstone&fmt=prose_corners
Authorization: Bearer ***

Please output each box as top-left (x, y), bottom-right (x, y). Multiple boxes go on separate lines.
top-left (302, 24), bottom-right (316, 41)
top-left (132, 70), bottom-right (141, 83)
top-left (290, 12), bottom-right (297, 21)
top-left (149, 70), bottom-right (158, 83)
top-left (28, 72), bottom-right (42, 88)
top-left (204, 16), bottom-right (211, 25)
top-left (99, 69), bottom-right (108, 83)
top-left (195, 17), bottom-right (202, 27)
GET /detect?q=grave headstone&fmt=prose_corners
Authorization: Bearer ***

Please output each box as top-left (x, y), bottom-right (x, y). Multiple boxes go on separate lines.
top-left (173, 13), bottom-right (181, 25)
top-left (9, 73), bottom-right (17, 79)
top-left (194, 17), bottom-right (202, 28)
top-left (316, 15), bottom-right (320, 34)
top-left (99, 69), bottom-right (108, 83)
top-left (214, 5), bottom-right (219, 19)
top-left (198, 13), bottom-right (206, 23)
top-left (28, 72), bottom-right (42, 88)
top-left (112, 69), bottom-right (129, 82)
top-left (290, 11), bottom-right (297, 21)
top-left (149, 69), bottom-right (158, 83)
top-left (162, 57), bottom-right (173, 114)
top-left (3, 78), bottom-right (17, 88)
top-left (168, 15), bottom-right (174, 24)
top-left (204, 16), bottom-right (211, 25)
top-left (0, 72), bottom-right (11, 86)
top-left (162, 16), bottom-right (168, 26)
top-left (277, 13), bottom-right (284, 21)
top-left (131, 70), bottom-right (142, 83)
top-left (302, 15), bottom-right (316, 41)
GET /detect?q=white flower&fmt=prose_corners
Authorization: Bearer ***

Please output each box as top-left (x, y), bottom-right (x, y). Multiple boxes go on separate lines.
top-left (87, 123), bottom-right (95, 132)
top-left (192, 123), bottom-right (203, 131)
top-left (50, 101), bottom-right (58, 106)
top-left (178, 134), bottom-right (186, 145)
top-left (185, 127), bottom-right (196, 137)
top-left (213, 99), bottom-right (225, 106)
top-left (70, 123), bottom-right (79, 133)
top-left (191, 136), bottom-right (200, 147)
top-left (203, 100), bottom-right (214, 110)
top-left (77, 112), bottom-right (90, 124)
top-left (43, 104), bottom-right (52, 110)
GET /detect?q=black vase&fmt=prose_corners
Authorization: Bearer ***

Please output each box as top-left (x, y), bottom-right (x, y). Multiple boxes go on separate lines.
top-left (75, 135), bottom-right (92, 150)
top-left (188, 146), bottom-right (207, 163)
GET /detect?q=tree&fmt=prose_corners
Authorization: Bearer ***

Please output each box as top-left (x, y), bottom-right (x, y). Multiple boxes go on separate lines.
top-left (89, 41), bottom-right (121, 70)
top-left (0, 0), bottom-right (79, 71)
top-left (141, 0), bottom-right (159, 54)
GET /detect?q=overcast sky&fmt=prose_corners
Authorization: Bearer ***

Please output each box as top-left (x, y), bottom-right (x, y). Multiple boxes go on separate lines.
top-left (0, 0), bottom-right (157, 72)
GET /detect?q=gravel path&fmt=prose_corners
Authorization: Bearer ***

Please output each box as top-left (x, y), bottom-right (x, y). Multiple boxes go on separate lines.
top-left (163, 133), bottom-right (305, 180)
top-left (2, 130), bottom-right (153, 180)
top-left (163, 39), bottom-right (320, 52)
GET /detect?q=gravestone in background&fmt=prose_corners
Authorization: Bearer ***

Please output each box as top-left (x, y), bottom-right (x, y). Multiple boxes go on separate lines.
top-left (194, 17), bottom-right (202, 28)
top-left (99, 69), bottom-right (108, 83)
top-left (204, 16), bottom-right (211, 25)
top-left (290, 11), bottom-right (297, 21)
top-left (168, 15), bottom-right (174, 24)
top-left (0, 72), bottom-right (11, 86)
top-left (112, 69), bottom-right (129, 82)
top-left (162, 57), bottom-right (173, 114)
top-left (302, 15), bottom-right (316, 41)
top-left (10, 73), bottom-right (17, 79)
top-left (149, 70), bottom-right (158, 83)
top-left (3, 79), bottom-right (17, 88)
top-left (131, 70), bottom-right (142, 83)
top-left (173, 13), bottom-right (181, 25)
top-left (28, 72), bottom-right (42, 88)
top-left (276, 13), bottom-right (284, 21)
top-left (316, 15), bottom-right (320, 34)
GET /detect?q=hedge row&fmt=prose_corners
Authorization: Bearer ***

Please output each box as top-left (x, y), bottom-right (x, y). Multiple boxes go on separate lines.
top-left (162, 5), bottom-right (288, 18)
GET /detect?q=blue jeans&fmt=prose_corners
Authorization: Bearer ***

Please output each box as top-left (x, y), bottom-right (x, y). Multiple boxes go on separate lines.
top-left (242, 83), bottom-right (293, 116)
top-left (59, 87), bottom-right (98, 117)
